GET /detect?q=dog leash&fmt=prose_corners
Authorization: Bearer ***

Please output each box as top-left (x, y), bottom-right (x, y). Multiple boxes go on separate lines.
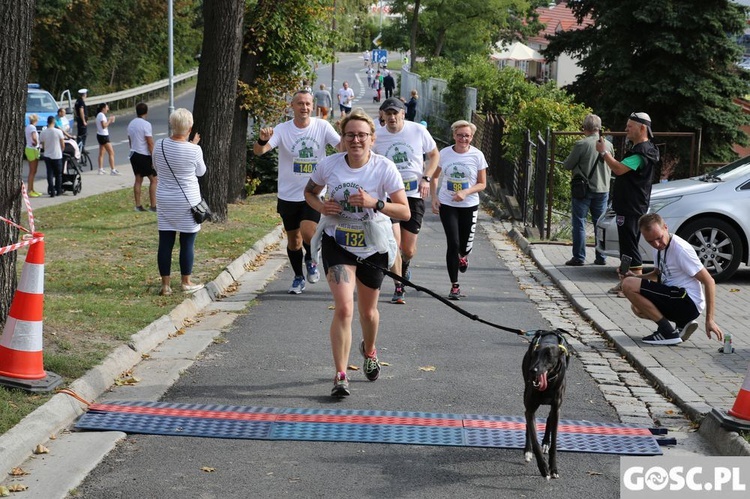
top-left (332, 241), bottom-right (526, 336)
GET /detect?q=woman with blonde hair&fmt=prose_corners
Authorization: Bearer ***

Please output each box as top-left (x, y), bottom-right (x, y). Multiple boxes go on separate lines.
top-left (305, 108), bottom-right (410, 398)
top-left (24, 114), bottom-right (41, 196)
top-left (153, 108), bottom-right (206, 296)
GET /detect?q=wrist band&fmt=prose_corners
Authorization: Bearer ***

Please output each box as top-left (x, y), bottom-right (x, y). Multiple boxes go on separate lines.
top-left (257, 138), bottom-right (268, 146)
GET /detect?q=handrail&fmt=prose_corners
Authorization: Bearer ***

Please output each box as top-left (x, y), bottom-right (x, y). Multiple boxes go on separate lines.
top-left (57, 68), bottom-right (198, 110)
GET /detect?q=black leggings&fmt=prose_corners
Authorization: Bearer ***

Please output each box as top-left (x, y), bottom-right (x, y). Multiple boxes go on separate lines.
top-left (439, 204), bottom-right (478, 283)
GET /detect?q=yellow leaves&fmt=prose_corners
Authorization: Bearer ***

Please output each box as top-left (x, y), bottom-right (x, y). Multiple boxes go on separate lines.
top-left (9, 468), bottom-right (29, 477)
top-left (419, 366), bottom-right (436, 372)
top-left (730, 288), bottom-right (740, 292)
top-left (7, 484), bottom-right (28, 492)
top-left (0, 485), bottom-right (9, 497)
top-left (114, 370), bottom-right (140, 386)
top-left (33, 444), bottom-right (49, 454)
top-left (347, 365), bottom-right (359, 371)
top-left (201, 466), bottom-right (216, 473)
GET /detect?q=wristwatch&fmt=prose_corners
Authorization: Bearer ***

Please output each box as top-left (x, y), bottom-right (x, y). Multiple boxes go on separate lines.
top-left (422, 175), bottom-right (431, 182)
top-left (375, 199), bottom-right (385, 212)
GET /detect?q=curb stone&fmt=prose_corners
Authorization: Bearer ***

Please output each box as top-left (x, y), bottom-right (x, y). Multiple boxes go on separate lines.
top-left (0, 225), bottom-right (285, 476)
top-left (497, 213), bottom-right (750, 456)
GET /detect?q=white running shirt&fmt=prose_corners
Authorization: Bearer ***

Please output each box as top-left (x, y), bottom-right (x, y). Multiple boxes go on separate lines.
top-left (127, 117), bottom-right (153, 155)
top-left (371, 121), bottom-right (437, 198)
top-left (437, 145), bottom-right (488, 208)
top-left (268, 118), bottom-right (340, 202)
top-left (96, 112), bottom-right (109, 136)
top-left (653, 234), bottom-right (706, 313)
top-left (311, 152), bottom-right (403, 258)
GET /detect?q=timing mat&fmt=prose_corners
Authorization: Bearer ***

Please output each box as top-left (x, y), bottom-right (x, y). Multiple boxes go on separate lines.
top-left (76, 401), bottom-right (665, 455)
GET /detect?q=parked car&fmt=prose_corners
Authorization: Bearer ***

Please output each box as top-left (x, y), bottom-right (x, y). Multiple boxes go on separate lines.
top-left (25, 84), bottom-right (60, 131)
top-left (596, 155), bottom-right (750, 282)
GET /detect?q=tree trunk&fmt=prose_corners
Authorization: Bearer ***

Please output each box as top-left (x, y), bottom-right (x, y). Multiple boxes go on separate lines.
top-left (192, 0), bottom-right (245, 222)
top-left (409, 0), bottom-right (421, 72)
top-left (0, 1), bottom-right (35, 328)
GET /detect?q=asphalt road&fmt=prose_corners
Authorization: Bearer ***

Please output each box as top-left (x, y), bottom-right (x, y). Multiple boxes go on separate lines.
top-left (72, 54), bottom-right (625, 497)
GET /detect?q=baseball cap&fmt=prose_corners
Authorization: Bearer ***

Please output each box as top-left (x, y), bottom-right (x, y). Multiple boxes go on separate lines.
top-left (379, 97), bottom-right (406, 112)
top-left (78, 88), bottom-right (88, 95)
top-left (629, 112), bottom-right (653, 139)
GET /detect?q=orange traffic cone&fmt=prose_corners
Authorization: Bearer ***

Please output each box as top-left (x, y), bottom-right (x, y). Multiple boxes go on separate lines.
top-left (729, 365), bottom-right (750, 421)
top-left (0, 233), bottom-right (61, 392)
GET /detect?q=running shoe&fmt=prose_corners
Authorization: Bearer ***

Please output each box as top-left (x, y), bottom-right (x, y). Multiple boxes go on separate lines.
top-left (111, 169), bottom-right (121, 175)
top-left (448, 283), bottom-right (461, 300)
top-left (403, 268), bottom-right (411, 283)
top-left (331, 372), bottom-right (350, 398)
top-left (677, 320), bottom-right (699, 341)
top-left (391, 285), bottom-right (405, 304)
top-left (359, 340), bottom-right (381, 381)
top-left (98, 169), bottom-right (106, 175)
top-left (306, 260), bottom-right (320, 284)
top-left (288, 275), bottom-right (306, 294)
top-left (458, 256), bottom-right (469, 273)
top-left (28, 191), bottom-right (41, 198)
top-left (149, 207), bottom-right (157, 212)
top-left (642, 331), bottom-right (682, 345)
top-left (135, 206), bottom-right (146, 212)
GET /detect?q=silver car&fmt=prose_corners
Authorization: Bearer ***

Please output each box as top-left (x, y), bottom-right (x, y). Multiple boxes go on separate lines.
top-left (596, 155), bottom-right (750, 282)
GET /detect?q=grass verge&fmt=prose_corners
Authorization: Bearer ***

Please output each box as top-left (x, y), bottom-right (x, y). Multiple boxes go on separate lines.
top-left (0, 189), bottom-right (279, 434)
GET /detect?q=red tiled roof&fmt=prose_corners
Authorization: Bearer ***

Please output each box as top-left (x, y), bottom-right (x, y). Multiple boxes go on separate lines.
top-left (529, 2), bottom-right (593, 46)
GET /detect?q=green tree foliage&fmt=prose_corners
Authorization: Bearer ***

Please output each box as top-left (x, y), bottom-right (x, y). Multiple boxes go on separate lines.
top-left (31, 0), bottom-right (202, 96)
top-left (544, 0), bottom-right (750, 163)
top-left (383, 0), bottom-right (544, 66)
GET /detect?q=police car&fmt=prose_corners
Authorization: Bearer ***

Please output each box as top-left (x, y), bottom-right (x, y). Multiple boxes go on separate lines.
top-left (26, 84), bottom-right (60, 131)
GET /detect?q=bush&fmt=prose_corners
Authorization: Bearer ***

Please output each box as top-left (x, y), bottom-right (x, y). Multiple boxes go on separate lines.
top-left (246, 143), bottom-right (278, 196)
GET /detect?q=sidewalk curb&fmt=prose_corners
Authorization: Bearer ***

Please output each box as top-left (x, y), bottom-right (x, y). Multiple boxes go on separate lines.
top-left (502, 220), bottom-right (750, 456)
top-left (0, 225), bottom-right (284, 476)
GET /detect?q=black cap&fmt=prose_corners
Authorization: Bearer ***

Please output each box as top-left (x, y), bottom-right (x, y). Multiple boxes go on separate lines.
top-left (379, 97), bottom-right (406, 112)
top-left (629, 112), bottom-right (653, 139)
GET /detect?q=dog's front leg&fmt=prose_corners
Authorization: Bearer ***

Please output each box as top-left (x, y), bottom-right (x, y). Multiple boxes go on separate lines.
top-left (525, 407), bottom-right (550, 479)
top-left (547, 403), bottom-right (561, 479)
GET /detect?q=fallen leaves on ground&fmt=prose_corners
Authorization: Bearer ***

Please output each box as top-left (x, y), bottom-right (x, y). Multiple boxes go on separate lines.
top-left (730, 288), bottom-right (740, 292)
top-left (33, 444), bottom-right (49, 454)
top-left (419, 366), bottom-right (436, 372)
top-left (348, 365), bottom-right (360, 371)
top-left (8, 484), bottom-right (28, 492)
top-left (201, 467), bottom-right (216, 473)
top-left (0, 485), bottom-right (9, 497)
top-left (381, 361), bottom-right (390, 366)
top-left (9, 467), bottom-right (29, 476)
top-left (114, 370), bottom-right (140, 386)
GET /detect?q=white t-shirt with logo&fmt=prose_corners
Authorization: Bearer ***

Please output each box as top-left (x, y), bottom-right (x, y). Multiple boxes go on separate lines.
top-left (127, 117), bottom-right (153, 156)
top-left (437, 145), bottom-right (488, 208)
top-left (371, 121), bottom-right (437, 198)
top-left (269, 118), bottom-right (340, 202)
top-left (338, 87), bottom-right (355, 108)
top-left (311, 152), bottom-right (403, 258)
top-left (653, 234), bottom-right (706, 313)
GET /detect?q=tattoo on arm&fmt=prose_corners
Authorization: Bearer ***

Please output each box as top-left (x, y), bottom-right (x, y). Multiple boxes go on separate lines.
top-left (328, 265), bottom-right (350, 284)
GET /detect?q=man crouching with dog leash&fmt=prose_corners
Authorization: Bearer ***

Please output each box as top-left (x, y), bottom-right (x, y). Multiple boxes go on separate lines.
top-left (619, 213), bottom-right (724, 345)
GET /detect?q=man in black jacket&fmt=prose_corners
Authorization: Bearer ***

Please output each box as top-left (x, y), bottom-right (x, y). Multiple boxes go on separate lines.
top-left (597, 112), bottom-right (659, 294)
top-left (383, 72), bottom-right (396, 99)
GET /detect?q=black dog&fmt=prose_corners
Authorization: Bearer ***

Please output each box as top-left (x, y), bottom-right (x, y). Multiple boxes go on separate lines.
top-left (522, 329), bottom-right (571, 479)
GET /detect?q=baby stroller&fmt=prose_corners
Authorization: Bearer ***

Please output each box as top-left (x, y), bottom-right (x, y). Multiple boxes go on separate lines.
top-left (60, 139), bottom-right (82, 195)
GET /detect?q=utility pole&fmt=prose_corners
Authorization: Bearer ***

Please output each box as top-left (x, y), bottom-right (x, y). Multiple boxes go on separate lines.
top-left (330, 0), bottom-right (337, 95)
top-left (168, 0), bottom-right (174, 125)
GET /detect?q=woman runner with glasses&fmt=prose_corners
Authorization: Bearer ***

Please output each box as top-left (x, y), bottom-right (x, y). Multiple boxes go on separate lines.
top-left (305, 108), bottom-right (410, 398)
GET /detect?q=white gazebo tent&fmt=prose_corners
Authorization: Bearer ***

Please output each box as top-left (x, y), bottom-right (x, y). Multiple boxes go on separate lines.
top-left (490, 41), bottom-right (546, 81)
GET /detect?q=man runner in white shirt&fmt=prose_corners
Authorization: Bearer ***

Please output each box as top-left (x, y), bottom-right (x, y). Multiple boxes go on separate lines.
top-left (254, 90), bottom-right (341, 294)
top-left (371, 98), bottom-right (440, 304)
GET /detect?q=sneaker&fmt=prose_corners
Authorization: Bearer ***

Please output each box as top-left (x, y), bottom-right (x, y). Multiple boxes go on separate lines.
top-left (306, 260), bottom-right (320, 284)
top-left (677, 320), bottom-right (699, 341)
top-left (359, 340), bottom-right (381, 381)
top-left (110, 169), bottom-right (121, 175)
top-left (642, 331), bottom-right (682, 345)
top-left (608, 283), bottom-right (622, 294)
top-left (403, 268), bottom-right (411, 283)
top-left (331, 372), bottom-right (350, 398)
top-left (391, 285), bottom-right (405, 304)
top-left (159, 286), bottom-right (172, 296)
top-left (288, 275), bottom-right (306, 294)
top-left (565, 258), bottom-right (584, 266)
top-left (149, 207), bottom-right (157, 212)
top-left (135, 206), bottom-right (146, 212)
top-left (181, 283), bottom-right (204, 293)
top-left (28, 191), bottom-right (41, 198)
top-left (448, 284), bottom-right (461, 300)
top-left (98, 169), bottom-right (106, 175)
top-left (594, 257), bottom-right (606, 265)
top-left (458, 256), bottom-right (469, 273)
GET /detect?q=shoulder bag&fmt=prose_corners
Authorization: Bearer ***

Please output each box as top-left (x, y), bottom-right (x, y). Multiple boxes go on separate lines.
top-left (161, 141), bottom-right (212, 224)
top-left (571, 155), bottom-right (601, 199)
